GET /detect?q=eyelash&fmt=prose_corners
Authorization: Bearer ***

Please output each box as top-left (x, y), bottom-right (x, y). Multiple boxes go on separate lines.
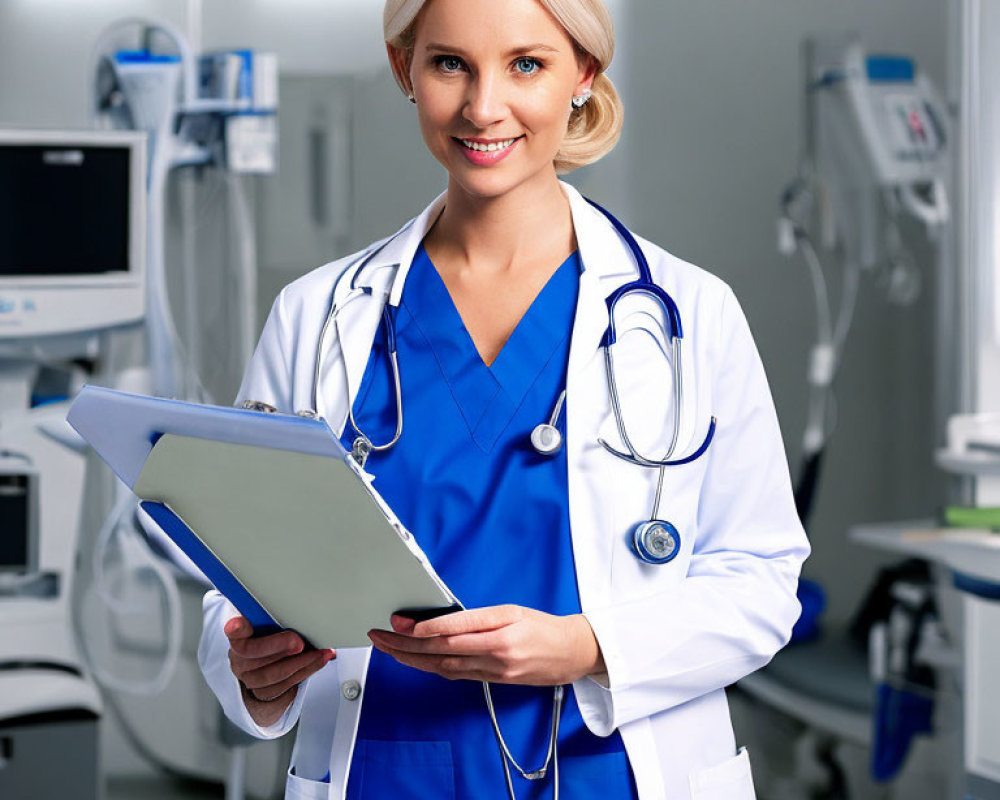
top-left (431, 55), bottom-right (544, 76)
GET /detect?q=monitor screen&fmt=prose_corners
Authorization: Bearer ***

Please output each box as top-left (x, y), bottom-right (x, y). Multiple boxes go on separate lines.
top-left (0, 129), bottom-right (145, 339)
top-left (0, 471), bottom-right (33, 573)
top-left (0, 145), bottom-right (130, 276)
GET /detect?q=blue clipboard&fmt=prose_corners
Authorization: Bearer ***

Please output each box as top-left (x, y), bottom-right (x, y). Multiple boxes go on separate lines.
top-left (67, 386), bottom-right (461, 648)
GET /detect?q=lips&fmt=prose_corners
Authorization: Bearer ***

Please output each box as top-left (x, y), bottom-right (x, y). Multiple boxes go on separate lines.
top-left (452, 135), bottom-right (523, 165)
top-left (457, 136), bottom-right (520, 153)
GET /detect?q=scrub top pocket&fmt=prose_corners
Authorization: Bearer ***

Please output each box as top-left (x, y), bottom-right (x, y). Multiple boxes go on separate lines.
top-left (348, 740), bottom-right (456, 800)
top-left (558, 750), bottom-right (640, 799)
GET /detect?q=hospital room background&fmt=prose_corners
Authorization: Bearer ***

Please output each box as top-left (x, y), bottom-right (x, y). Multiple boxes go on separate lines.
top-left (1, 0), bottom-right (998, 799)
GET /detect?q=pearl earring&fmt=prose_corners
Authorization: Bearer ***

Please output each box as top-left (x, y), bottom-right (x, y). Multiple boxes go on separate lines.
top-left (571, 90), bottom-right (592, 109)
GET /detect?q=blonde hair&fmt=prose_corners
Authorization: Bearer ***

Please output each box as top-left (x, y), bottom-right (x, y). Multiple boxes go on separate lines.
top-left (383, 0), bottom-right (623, 173)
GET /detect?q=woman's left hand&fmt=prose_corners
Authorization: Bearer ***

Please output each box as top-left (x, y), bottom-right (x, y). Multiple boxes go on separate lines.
top-left (368, 605), bottom-right (605, 686)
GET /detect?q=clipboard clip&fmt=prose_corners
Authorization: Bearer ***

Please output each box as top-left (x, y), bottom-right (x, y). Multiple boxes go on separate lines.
top-left (351, 437), bottom-right (372, 469)
top-left (242, 400), bottom-right (322, 422)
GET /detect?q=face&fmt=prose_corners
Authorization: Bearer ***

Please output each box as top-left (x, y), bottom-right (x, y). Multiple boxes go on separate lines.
top-left (390, 0), bottom-right (597, 200)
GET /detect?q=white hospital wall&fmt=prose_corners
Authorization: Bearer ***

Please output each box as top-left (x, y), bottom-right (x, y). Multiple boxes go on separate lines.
top-left (0, 0), bottom-right (190, 128)
top-left (621, 0), bottom-right (950, 625)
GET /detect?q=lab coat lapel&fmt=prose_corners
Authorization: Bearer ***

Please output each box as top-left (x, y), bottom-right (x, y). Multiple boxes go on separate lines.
top-left (332, 192), bottom-right (447, 426)
top-left (561, 183), bottom-right (639, 614)
top-left (564, 183), bottom-right (637, 379)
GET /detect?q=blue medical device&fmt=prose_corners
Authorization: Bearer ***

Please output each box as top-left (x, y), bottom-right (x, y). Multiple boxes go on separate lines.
top-left (318, 200), bottom-right (716, 567)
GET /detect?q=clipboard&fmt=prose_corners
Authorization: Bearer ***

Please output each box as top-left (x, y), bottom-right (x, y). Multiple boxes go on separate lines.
top-left (67, 386), bottom-right (461, 648)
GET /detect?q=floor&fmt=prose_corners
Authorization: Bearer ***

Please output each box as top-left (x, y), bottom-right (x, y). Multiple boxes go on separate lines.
top-left (106, 774), bottom-right (224, 800)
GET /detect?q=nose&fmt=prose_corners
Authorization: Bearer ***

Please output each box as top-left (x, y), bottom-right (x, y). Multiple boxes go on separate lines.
top-left (462, 70), bottom-right (507, 129)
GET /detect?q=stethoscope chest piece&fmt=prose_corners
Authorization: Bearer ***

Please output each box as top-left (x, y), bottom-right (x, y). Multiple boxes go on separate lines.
top-left (530, 423), bottom-right (563, 456)
top-left (633, 520), bottom-right (681, 565)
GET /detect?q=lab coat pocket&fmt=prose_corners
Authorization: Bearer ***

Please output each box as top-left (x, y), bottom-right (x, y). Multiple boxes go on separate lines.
top-left (286, 768), bottom-right (331, 800)
top-left (352, 740), bottom-right (455, 800)
top-left (689, 747), bottom-right (756, 800)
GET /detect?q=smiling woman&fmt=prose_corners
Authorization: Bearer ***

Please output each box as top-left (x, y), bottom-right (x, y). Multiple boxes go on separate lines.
top-left (385, 0), bottom-right (623, 174)
top-left (197, 0), bottom-right (810, 799)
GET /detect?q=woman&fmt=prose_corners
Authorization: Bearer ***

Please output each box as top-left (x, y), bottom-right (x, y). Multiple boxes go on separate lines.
top-left (198, 0), bottom-right (810, 798)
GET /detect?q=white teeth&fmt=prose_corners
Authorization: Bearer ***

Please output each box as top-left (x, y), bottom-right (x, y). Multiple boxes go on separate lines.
top-left (460, 138), bottom-right (517, 153)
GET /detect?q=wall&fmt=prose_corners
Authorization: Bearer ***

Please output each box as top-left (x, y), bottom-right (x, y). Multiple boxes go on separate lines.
top-left (624, 0), bottom-right (950, 625)
top-left (0, 0), bottom-right (189, 129)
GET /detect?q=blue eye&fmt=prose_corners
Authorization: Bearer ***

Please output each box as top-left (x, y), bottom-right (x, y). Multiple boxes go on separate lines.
top-left (514, 57), bottom-right (541, 75)
top-left (435, 55), bottom-right (464, 73)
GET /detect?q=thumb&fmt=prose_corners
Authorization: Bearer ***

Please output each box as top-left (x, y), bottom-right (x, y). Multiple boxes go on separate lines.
top-left (390, 614), bottom-right (417, 634)
top-left (224, 616), bottom-right (253, 640)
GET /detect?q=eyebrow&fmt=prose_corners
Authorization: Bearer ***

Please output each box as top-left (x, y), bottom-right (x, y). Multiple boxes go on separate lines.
top-left (424, 43), bottom-right (561, 57)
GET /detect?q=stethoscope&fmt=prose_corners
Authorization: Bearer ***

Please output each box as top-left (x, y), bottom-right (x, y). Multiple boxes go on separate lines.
top-left (319, 198), bottom-right (716, 564)
top-left (311, 198), bottom-right (717, 800)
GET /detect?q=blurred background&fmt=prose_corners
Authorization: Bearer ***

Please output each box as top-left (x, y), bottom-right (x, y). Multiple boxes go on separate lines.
top-left (1, 1), bottom-right (998, 799)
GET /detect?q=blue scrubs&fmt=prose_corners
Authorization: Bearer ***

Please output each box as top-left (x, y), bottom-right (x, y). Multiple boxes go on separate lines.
top-left (341, 244), bottom-right (638, 800)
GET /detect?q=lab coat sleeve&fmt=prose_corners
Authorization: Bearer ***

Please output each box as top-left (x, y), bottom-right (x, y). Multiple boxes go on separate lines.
top-left (575, 287), bottom-right (810, 736)
top-left (197, 292), bottom-right (306, 738)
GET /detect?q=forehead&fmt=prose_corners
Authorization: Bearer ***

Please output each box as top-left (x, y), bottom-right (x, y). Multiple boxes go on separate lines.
top-left (414, 0), bottom-right (574, 52)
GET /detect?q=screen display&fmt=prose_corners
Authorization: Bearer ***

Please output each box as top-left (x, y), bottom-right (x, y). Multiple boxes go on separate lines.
top-left (0, 474), bottom-right (30, 570)
top-left (0, 145), bottom-right (131, 276)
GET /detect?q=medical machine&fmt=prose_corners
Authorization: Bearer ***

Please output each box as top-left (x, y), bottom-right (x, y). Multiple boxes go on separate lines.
top-left (92, 18), bottom-right (278, 401)
top-left (0, 128), bottom-right (148, 800)
top-left (57, 20), bottom-right (291, 800)
top-left (735, 38), bottom-right (959, 800)
top-left (0, 130), bottom-right (145, 341)
top-left (0, 459), bottom-right (38, 577)
top-left (778, 37), bottom-right (951, 524)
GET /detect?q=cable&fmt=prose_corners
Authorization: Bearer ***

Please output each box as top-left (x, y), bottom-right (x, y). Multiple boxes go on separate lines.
top-left (77, 488), bottom-right (183, 696)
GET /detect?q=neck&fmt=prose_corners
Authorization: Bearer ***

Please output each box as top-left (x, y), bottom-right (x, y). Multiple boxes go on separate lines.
top-left (429, 171), bottom-right (575, 275)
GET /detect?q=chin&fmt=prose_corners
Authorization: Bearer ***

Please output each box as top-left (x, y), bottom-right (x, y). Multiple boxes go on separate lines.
top-left (445, 160), bottom-right (556, 202)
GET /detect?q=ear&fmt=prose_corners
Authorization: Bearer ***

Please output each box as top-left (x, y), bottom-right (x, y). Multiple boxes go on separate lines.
top-left (574, 54), bottom-right (599, 96)
top-left (386, 43), bottom-right (414, 97)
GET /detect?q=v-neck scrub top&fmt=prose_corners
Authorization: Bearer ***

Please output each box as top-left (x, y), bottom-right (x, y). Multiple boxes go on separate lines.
top-left (340, 244), bottom-right (639, 800)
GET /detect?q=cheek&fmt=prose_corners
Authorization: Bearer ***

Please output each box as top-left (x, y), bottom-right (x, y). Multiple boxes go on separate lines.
top-left (522, 95), bottom-right (573, 145)
top-left (415, 97), bottom-right (459, 147)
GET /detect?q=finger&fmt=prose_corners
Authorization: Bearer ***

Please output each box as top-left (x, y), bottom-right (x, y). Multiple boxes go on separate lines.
top-left (230, 629), bottom-right (306, 660)
top-left (266, 659), bottom-right (329, 697)
top-left (241, 648), bottom-right (334, 692)
top-left (231, 646), bottom-right (335, 677)
top-left (369, 629), bottom-right (506, 657)
top-left (409, 606), bottom-right (520, 638)
top-left (374, 642), bottom-right (496, 682)
top-left (244, 660), bottom-right (328, 703)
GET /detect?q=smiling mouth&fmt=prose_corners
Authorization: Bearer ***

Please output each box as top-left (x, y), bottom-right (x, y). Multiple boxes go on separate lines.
top-left (455, 136), bottom-right (523, 153)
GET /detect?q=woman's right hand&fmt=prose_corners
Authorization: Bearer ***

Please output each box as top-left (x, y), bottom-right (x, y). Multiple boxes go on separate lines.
top-left (225, 616), bottom-right (336, 727)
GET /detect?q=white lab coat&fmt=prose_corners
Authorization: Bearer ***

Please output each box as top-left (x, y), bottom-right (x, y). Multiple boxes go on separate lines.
top-left (198, 183), bottom-right (810, 800)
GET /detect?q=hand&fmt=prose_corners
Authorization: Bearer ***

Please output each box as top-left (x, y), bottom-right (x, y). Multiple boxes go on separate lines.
top-left (225, 616), bottom-right (335, 727)
top-left (367, 605), bottom-right (604, 685)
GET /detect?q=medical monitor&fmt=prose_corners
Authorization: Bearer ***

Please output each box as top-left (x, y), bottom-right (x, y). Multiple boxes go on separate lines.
top-left (0, 461), bottom-right (37, 577)
top-left (0, 129), bottom-right (146, 339)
